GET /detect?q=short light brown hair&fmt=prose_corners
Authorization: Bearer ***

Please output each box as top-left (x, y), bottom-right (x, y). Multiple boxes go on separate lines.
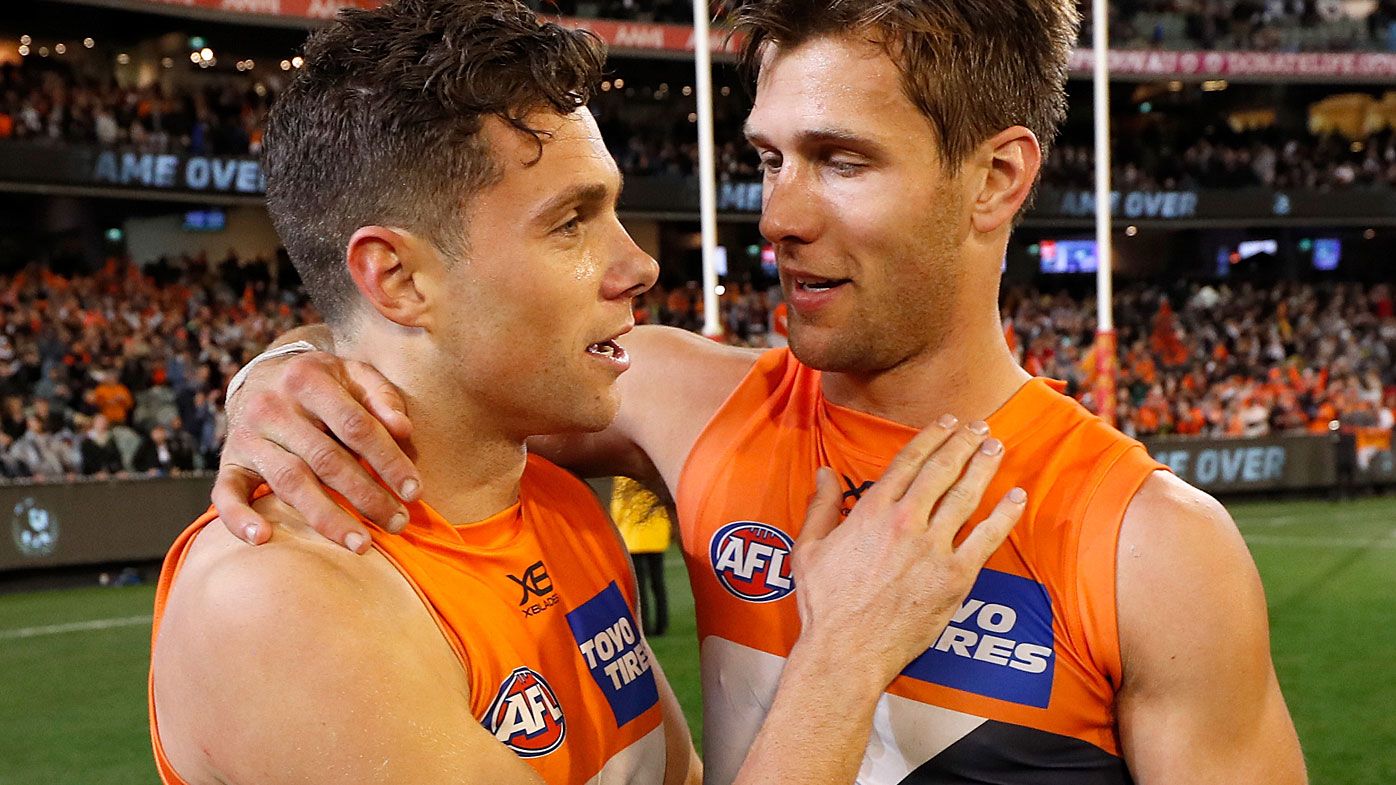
top-left (731, 0), bottom-right (1078, 173)
top-left (264, 0), bottom-right (606, 325)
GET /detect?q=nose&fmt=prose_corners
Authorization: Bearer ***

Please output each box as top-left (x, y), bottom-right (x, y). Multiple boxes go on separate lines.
top-left (758, 165), bottom-right (821, 247)
top-left (603, 219), bottom-right (659, 301)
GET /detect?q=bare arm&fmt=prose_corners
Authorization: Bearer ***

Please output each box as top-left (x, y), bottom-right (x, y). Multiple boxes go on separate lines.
top-left (1117, 473), bottom-right (1306, 784)
top-left (151, 512), bottom-right (548, 785)
top-left (215, 324), bottom-right (755, 550)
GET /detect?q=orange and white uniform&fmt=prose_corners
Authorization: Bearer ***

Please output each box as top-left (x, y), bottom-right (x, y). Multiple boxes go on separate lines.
top-left (151, 455), bottom-right (666, 785)
top-left (678, 349), bottom-right (1164, 784)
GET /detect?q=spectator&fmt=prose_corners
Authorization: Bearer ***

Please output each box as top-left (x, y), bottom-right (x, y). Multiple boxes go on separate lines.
top-left (29, 397), bottom-right (68, 435)
top-left (7, 415), bottom-right (78, 480)
top-left (132, 424), bottom-right (196, 476)
top-left (79, 413), bottom-right (126, 476)
top-left (89, 370), bottom-right (134, 426)
top-left (1, 395), bottom-right (27, 440)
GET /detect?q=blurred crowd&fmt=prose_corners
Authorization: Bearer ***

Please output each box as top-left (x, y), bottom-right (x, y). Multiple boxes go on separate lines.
top-left (1047, 129), bottom-right (1396, 191)
top-left (0, 253), bottom-right (314, 483)
top-left (1004, 281), bottom-right (1396, 439)
top-left (8, 57), bottom-right (1395, 193)
top-left (652, 278), bottom-right (1396, 441)
top-left (535, 0), bottom-right (1394, 50)
top-left (0, 61), bottom-right (275, 156)
top-left (1087, 0), bottom-right (1396, 51)
top-left (0, 253), bottom-right (1391, 485)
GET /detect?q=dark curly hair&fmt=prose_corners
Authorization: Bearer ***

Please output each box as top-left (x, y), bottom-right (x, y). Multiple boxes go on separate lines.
top-left (263, 0), bottom-right (606, 325)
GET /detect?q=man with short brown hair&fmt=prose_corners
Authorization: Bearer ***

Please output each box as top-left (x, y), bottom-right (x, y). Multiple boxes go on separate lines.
top-left (151, 2), bottom-right (1026, 784)
top-left (215, 0), bottom-right (1306, 782)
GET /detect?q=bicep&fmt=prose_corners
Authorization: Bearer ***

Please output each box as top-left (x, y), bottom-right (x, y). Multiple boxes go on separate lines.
top-left (152, 533), bottom-right (546, 785)
top-left (1116, 474), bottom-right (1305, 785)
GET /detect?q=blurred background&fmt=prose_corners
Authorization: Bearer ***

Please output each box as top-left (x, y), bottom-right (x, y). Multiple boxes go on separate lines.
top-left (0, 0), bottom-right (1392, 782)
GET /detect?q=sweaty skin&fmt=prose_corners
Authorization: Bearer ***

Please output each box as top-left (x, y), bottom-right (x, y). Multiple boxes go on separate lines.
top-left (167, 107), bottom-right (1026, 785)
top-left (216, 32), bottom-right (1305, 785)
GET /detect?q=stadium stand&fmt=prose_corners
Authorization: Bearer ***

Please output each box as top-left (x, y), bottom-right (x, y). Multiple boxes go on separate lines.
top-left (0, 253), bottom-right (314, 482)
top-left (5, 56), bottom-right (1395, 192)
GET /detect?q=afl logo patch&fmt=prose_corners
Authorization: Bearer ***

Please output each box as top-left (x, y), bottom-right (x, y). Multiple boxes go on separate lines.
top-left (710, 521), bottom-right (795, 603)
top-left (482, 667), bottom-right (566, 758)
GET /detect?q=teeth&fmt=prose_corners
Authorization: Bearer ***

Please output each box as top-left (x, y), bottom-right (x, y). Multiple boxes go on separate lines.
top-left (587, 342), bottom-right (616, 357)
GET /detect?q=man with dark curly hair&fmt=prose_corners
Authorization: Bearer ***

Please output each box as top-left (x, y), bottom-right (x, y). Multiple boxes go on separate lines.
top-left (148, 1), bottom-right (1023, 783)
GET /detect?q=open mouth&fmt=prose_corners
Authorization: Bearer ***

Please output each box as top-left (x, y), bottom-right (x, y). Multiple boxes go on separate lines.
top-left (793, 277), bottom-right (851, 292)
top-left (585, 339), bottom-right (626, 359)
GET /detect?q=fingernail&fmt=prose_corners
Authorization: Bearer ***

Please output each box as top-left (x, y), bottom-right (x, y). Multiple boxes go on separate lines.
top-left (399, 479), bottom-right (420, 501)
top-left (937, 413), bottom-right (959, 429)
top-left (344, 532), bottom-right (367, 553)
top-left (388, 510), bottom-right (409, 534)
top-left (1008, 487), bottom-right (1027, 504)
top-left (243, 523), bottom-right (260, 543)
top-left (967, 420), bottom-right (990, 436)
top-left (980, 437), bottom-right (1003, 456)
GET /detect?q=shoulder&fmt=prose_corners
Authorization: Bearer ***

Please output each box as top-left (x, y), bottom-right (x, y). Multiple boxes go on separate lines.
top-left (1116, 472), bottom-right (1266, 684)
top-left (152, 499), bottom-right (463, 780)
top-left (613, 327), bottom-right (765, 486)
top-left (618, 325), bottom-right (762, 400)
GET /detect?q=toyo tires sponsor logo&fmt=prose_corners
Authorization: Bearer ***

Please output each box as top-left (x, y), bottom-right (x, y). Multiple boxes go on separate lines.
top-left (709, 521), bottom-right (795, 603)
top-left (903, 568), bottom-right (1057, 708)
top-left (566, 582), bottom-right (660, 727)
top-left (482, 667), bottom-right (565, 758)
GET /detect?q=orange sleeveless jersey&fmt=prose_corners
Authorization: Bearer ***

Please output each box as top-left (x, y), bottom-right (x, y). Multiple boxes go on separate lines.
top-left (150, 455), bottom-right (667, 785)
top-left (677, 349), bottom-right (1164, 785)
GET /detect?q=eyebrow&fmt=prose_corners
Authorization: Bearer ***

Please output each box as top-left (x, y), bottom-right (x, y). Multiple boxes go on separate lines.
top-left (530, 172), bottom-right (623, 223)
top-left (744, 124), bottom-right (889, 158)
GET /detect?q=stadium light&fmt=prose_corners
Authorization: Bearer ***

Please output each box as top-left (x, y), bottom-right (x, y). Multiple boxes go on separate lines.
top-left (17, 45), bottom-right (29, 57)
top-left (280, 59), bottom-right (291, 71)
top-left (20, 35), bottom-right (30, 46)
top-left (55, 44), bottom-right (66, 55)
top-left (38, 47), bottom-right (49, 57)
top-left (291, 56), bottom-right (304, 68)
top-left (83, 38), bottom-right (95, 49)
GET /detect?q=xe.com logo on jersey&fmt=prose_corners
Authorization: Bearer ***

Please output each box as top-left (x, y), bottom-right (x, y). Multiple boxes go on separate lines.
top-left (483, 667), bottom-right (566, 757)
top-left (710, 521), bottom-right (795, 602)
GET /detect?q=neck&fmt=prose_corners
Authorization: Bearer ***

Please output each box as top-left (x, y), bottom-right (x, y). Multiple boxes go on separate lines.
top-left (821, 303), bottom-right (1030, 428)
top-left (341, 335), bottom-right (527, 525)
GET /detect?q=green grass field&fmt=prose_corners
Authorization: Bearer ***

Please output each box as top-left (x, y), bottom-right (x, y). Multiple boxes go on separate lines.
top-left (1, 495), bottom-right (1393, 784)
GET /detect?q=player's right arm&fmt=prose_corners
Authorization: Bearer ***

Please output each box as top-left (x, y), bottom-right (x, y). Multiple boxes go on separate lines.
top-left (730, 418), bottom-right (1028, 785)
top-left (214, 324), bottom-right (757, 551)
top-left (151, 502), bottom-right (548, 785)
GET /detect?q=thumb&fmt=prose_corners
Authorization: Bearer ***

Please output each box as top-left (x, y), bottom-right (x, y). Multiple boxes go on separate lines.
top-left (796, 467), bottom-right (842, 547)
